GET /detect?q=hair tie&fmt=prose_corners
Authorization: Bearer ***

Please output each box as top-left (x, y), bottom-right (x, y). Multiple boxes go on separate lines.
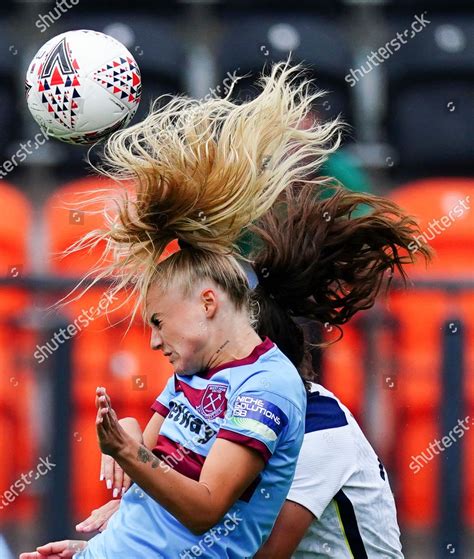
top-left (158, 238), bottom-right (182, 263)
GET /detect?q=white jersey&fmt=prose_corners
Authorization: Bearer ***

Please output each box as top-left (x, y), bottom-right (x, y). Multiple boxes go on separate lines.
top-left (289, 383), bottom-right (403, 559)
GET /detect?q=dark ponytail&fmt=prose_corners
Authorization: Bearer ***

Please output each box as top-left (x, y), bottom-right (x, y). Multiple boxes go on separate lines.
top-left (246, 183), bottom-right (433, 380)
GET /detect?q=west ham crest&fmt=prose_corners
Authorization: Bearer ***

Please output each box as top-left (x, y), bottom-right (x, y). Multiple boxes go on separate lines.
top-left (197, 384), bottom-right (227, 420)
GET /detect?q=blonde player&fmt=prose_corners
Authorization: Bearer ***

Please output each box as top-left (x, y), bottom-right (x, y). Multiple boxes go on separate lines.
top-left (20, 63), bottom-right (341, 559)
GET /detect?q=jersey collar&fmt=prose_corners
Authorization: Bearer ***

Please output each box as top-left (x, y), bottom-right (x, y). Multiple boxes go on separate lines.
top-left (195, 336), bottom-right (275, 380)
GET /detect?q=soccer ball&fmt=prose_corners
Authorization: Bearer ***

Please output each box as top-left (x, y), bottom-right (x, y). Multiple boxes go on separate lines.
top-left (25, 30), bottom-right (141, 145)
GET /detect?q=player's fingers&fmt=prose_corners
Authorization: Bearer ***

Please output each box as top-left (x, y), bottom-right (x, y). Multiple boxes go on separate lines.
top-left (30, 540), bottom-right (79, 558)
top-left (122, 472), bottom-right (132, 494)
top-left (100, 453), bottom-right (105, 482)
top-left (75, 516), bottom-right (91, 532)
top-left (76, 500), bottom-right (119, 533)
top-left (96, 406), bottom-right (110, 429)
top-left (103, 454), bottom-right (114, 490)
top-left (99, 407), bottom-right (112, 433)
top-left (76, 511), bottom-right (103, 533)
top-left (96, 386), bottom-right (111, 406)
top-left (102, 404), bottom-right (120, 434)
top-left (27, 554), bottom-right (61, 559)
top-left (101, 408), bottom-right (117, 434)
top-left (98, 395), bottom-right (109, 410)
top-left (62, 541), bottom-right (85, 557)
top-left (112, 463), bottom-right (124, 498)
top-left (108, 404), bottom-right (118, 422)
top-left (95, 403), bottom-right (105, 425)
top-left (98, 512), bottom-right (114, 531)
top-left (95, 386), bottom-right (111, 409)
top-left (36, 541), bottom-right (70, 553)
top-left (99, 400), bottom-right (113, 429)
top-left (95, 386), bottom-right (105, 408)
top-left (102, 389), bottom-right (112, 407)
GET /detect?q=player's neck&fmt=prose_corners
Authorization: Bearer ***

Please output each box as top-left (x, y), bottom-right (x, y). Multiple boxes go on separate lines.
top-left (206, 328), bottom-right (262, 370)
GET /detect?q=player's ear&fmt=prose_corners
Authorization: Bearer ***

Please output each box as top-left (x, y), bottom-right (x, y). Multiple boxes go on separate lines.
top-left (200, 288), bottom-right (218, 318)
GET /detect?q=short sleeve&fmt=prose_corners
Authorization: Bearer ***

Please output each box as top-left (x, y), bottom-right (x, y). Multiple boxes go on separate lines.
top-left (150, 375), bottom-right (176, 418)
top-left (217, 389), bottom-right (296, 463)
top-left (286, 425), bottom-right (356, 519)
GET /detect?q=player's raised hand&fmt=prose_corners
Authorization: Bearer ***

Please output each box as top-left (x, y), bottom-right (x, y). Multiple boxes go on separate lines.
top-left (100, 416), bottom-right (143, 496)
top-left (95, 387), bottom-right (130, 457)
top-left (19, 540), bottom-right (87, 558)
top-left (76, 499), bottom-right (121, 533)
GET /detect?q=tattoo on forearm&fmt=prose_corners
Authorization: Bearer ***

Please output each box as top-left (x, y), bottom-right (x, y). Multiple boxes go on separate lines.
top-left (137, 445), bottom-right (160, 469)
top-left (137, 446), bottom-right (150, 463)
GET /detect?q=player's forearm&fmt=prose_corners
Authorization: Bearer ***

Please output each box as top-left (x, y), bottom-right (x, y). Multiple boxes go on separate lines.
top-left (114, 439), bottom-right (219, 534)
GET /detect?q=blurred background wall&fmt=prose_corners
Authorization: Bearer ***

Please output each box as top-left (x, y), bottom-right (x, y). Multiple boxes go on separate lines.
top-left (0, 0), bottom-right (473, 557)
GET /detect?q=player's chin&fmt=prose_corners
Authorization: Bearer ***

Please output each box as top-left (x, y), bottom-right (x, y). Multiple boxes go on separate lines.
top-left (173, 360), bottom-right (195, 376)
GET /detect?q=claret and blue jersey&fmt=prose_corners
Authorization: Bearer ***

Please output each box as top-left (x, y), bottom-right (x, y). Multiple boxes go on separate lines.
top-left (76, 336), bottom-right (306, 559)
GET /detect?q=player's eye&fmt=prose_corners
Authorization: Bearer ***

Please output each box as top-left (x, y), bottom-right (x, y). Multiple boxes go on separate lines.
top-left (151, 314), bottom-right (162, 328)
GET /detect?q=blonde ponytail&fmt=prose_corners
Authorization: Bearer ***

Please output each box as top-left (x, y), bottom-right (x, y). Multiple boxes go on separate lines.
top-left (63, 61), bottom-right (343, 321)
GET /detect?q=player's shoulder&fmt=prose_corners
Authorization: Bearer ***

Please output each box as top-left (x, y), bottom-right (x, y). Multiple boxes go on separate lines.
top-left (222, 341), bottom-right (306, 427)
top-left (231, 338), bottom-right (302, 384)
top-left (304, 382), bottom-right (353, 434)
top-left (305, 383), bottom-right (381, 459)
top-left (232, 347), bottom-right (305, 406)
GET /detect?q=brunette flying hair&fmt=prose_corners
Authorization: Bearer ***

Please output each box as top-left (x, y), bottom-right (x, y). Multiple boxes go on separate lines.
top-left (246, 184), bottom-right (433, 379)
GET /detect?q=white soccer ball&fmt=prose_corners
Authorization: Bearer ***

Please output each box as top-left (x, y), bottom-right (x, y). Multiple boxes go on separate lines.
top-left (25, 30), bottom-right (142, 145)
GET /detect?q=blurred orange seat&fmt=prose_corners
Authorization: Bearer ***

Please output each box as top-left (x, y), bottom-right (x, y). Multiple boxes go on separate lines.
top-left (0, 180), bottom-right (31, 314)
top-left (322, 319), bottom-right (365, 423)
top-left (45, 177), bottom-right (173, 398)
top-left (388, 178), bottom-right (474, 530)
top-left (45, 177), bottom-right (173, 520)
top-left (390, 177), bottom-right (473, 279)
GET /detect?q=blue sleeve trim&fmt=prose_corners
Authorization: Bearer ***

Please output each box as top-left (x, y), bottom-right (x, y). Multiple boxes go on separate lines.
top-left (305, 392), bottom-right (348, 433)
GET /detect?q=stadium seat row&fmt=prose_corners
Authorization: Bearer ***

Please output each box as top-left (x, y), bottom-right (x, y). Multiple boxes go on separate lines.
top-left (1, 9), bottom-right (474, 174)
top-left (0, 177), bottom-right (473, 529)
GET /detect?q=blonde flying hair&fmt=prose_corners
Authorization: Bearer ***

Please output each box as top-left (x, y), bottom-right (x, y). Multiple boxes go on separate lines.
top-left (65, 62), bottom-right (342, 325)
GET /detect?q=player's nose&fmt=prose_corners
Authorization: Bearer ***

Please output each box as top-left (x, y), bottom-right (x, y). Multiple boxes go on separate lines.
top-left (150, 329), bottom-right (163, 351)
